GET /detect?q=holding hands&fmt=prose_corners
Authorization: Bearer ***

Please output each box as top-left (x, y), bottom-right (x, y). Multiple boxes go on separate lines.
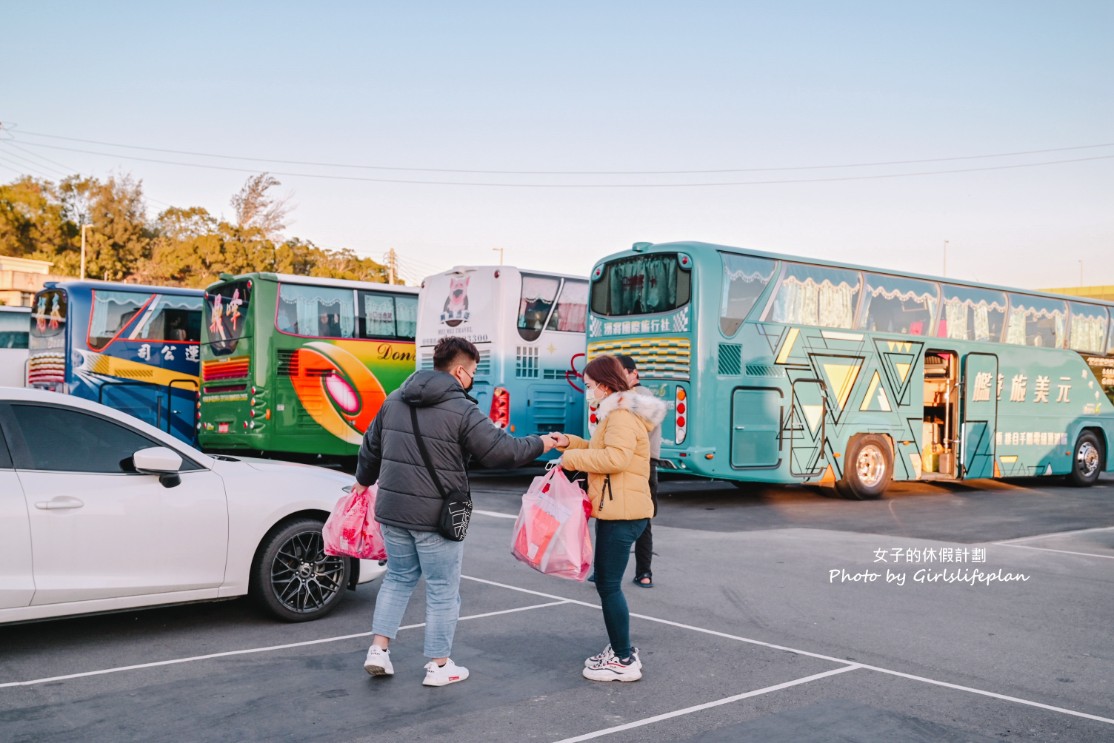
top-left (540, 432), bottom-right (570, 452)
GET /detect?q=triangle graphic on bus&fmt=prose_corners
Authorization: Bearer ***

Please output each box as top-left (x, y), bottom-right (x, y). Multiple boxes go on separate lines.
top-left (874, 340), bottom-right (923, 406)
top-left (815, 358), bottom-right (863, 414)
top-left (800, 404), bottom-right (824, 435)
top-left (859, 371), bottom-right (892, 412)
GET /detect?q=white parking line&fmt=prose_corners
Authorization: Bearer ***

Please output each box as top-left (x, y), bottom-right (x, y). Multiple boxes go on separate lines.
top-left (0, 600), bottom-right (568, 689)
top-left (997, 526), bottom-right (1114, 544)
top-left (552, 666), bottom-right (862, 742)
top-left (463, 575), bottom-right (1114, 727)
top-left (474, 508), bottom-right (518, 520)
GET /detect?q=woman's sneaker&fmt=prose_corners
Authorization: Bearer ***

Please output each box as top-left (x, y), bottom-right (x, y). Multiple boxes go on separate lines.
top-left (363, 646), bottom-right (394, 676)
top-left (582, 654), bottom-right (642, 682)
top-left (423, 658), bottom-right (470, 687)
top-left (585, 645), bottom-right (638, 668)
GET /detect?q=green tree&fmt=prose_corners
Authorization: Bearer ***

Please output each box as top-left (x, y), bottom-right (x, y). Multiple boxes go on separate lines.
top-left (0, 176), bottom-right (74, 270)
top-left (59, 174), bottom-right (152, 281)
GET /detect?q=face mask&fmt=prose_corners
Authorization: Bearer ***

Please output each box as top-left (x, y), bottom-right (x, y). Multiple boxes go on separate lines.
top-left (585, 390), bottom-right (599, 406)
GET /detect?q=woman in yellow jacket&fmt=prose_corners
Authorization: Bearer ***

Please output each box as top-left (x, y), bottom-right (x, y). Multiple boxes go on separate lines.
top-left (552, 355), bottom-right (666, 682)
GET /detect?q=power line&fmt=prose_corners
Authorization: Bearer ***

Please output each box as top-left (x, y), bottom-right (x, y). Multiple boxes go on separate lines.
top-left (7, 136), bottom-right (1113, 188)
top-left (10, 126), bottom-right (1114, 175)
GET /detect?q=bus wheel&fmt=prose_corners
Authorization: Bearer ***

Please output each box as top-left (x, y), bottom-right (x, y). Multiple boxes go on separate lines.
top-left (1068, 431), bottom-right (1103, 487)
top-left (837, 434), bottom-right (892, 500)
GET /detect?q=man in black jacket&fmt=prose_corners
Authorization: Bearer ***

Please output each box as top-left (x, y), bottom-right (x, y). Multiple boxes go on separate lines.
top-left (355, 336), bottom-right (557, 686)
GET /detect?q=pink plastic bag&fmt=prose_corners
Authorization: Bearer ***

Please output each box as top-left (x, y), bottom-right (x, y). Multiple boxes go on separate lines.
top-left (511, 467), bottom-right (593, 581)
top-left (323, 485), bottom-right (386, 560)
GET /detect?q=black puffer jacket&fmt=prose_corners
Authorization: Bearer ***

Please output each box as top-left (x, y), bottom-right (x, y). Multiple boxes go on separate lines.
top-left (356, 370), bottom-right (544, 532)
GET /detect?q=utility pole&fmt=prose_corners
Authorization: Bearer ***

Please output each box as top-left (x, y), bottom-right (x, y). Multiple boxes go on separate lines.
top-left (80, 223), bottom-right (94, 280)
top-left (385, 248), bottom-right (398, 285)
top-left (492, 247), bottom-right (504, 265)
top-left (942, 240), bottom-right (948, 278)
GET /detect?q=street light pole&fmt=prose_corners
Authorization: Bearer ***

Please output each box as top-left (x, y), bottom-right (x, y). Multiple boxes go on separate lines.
top-left (943, 240), bottom-right (948, 278)
top-left (80, 223), bottom-right (93, 280)
top-left (492, 247), bottom-right (504, 265)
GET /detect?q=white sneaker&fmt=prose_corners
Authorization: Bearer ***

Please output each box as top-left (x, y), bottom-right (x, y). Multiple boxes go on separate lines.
top-left (582, 654), bottom-right (642, 682)
top-left (363, 645), bottom-right (394, 676)
top-left (423, 658), bottom-right (470, 687)
top-left (585, 644), bottom-right (638, 669)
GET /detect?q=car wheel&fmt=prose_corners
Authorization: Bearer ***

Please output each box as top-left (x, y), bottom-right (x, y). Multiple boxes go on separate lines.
top-left (250, 518), bottom-right (351, 622)
top-left (1068, 431), bottom-right (1103, 487)
top-left (836, 434), bottom-right (892, 500)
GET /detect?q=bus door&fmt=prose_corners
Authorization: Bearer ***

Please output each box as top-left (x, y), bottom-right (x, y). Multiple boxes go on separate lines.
top-left (786, 379), bottom-right (827, 477)
top-left (960, 352), bottom-right (998, 479)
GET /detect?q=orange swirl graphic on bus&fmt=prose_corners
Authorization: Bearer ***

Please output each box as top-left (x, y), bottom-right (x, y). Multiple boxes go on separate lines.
top-left (289, 342), bottom-right (386, 445)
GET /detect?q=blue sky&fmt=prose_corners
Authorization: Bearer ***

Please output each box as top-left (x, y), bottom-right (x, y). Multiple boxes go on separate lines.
top-left (3, 1), bottom-right (1111, 287)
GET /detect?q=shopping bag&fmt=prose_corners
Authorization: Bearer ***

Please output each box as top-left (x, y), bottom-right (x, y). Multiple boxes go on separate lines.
top-left (511, 466), bottom-right (593, 581)
top-left (323, 484), bottom-right (386, 560)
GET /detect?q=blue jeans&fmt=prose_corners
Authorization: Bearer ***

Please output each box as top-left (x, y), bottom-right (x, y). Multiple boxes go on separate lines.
top-left (593, 518), bottom-right (649, 660)
top-left (371, 524), bottom-right (464, 659)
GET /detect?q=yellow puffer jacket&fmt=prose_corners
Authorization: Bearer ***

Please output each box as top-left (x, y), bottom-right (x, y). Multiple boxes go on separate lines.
top-left (559, 390), bottom-right (667, 520)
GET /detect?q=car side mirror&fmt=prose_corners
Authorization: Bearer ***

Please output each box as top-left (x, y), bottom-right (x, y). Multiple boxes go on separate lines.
top-left (133, 446), bottom-right (184, 488)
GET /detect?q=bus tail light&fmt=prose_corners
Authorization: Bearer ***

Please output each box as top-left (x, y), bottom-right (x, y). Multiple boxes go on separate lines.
top-left (490, 387), bottom-right (510, 429)
top-left (675, 386), bottom-right (687, 444)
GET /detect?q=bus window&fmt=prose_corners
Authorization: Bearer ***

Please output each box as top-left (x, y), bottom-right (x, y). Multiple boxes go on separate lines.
top-left (278, 283), bottom-right (355, 339)
top-left (30, 290), bottom-right (67, 341)
top-left (89, 290), bottom-right (149, 350)
top-left (207, 280), bottom-right (252, 355)
top-left (359, 291), bottom-right (418, 340)
top-left (546, 279), bottom-right (589, 333)
top-left (1005, 295), bottom-right (1068, 348)
top-left (766, 264), bottom-right (861, 329)
top-left (719, 254), bottom-right (777, 336)
top-left (131, 297), bottom-right (203, 342)
top-left (518, 274), bottom-right (560, 341)
top-left (1068, 302), bottom-right (1108, 354)
top-left (590, 253), bottom-right (692, 318)
top-left (0, 310), bottom-right (29, 349)
top-left (858, 274), bottom-right (939, 336)
top-left (938, 285), bottom-right (1007, 342)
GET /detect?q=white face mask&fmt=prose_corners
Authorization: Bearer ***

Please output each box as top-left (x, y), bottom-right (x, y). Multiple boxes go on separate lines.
top-left (585, 389), bottom-right (599, 406)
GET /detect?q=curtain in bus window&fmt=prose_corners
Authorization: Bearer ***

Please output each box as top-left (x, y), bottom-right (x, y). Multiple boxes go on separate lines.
top-left (770, 265), bottom-right (860, 329)
top-left (1068, 302), bottom-right (1108, 353)
top-left (519, 275), bottom-right (561, 337)
top-left (548, 280), bottom-right (589, 332)
top-left (362, 293), bottom-right (397, 337)
top-left (280, 284), bottom-right (355, 338)
top-left (607, 255), bottom-right (680, 316)
top-left (1006, 296), bottom-right (1067, 348)
top-left (939, 286), bottom-right (1006, 341)
top-left (858, 275), bottom-right (939, 336)
top-left (396, 295), bottom-right (418, 339)
top-left (90, 291), bottom-right (149, 349)
top-left (719, 254), bottom-right (777, 335)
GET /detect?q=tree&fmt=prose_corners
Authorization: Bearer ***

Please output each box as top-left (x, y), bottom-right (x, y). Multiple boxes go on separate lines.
top-left (0, 176), bottom-right (73, 269)
top-left (59, 174), bottom-right (151, 281)
top-left (230, 173), bottom-right (291, 241)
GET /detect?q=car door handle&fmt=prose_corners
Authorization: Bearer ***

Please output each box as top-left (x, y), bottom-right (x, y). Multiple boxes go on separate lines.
top-left (35, 497), bottom-right (85, 510)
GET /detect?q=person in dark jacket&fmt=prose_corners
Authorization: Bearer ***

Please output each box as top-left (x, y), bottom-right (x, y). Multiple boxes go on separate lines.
top-left (356, 336), bottom-right (557, 687)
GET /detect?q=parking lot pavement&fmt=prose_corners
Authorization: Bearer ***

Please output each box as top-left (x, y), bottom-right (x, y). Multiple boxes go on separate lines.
top-left (2, 474), bottom-right (1111, 742)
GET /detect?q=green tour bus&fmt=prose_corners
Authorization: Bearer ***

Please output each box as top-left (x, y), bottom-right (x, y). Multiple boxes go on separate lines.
top-left (199, 272), bottom-right (418, 458)
top-left (586, 241), bottom-right (1114, 498)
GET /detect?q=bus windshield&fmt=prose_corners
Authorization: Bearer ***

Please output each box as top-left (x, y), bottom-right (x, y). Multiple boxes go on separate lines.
top-left (590, 253), bottom-right (691, 317)
top-left (29, 289), bottom-right (66, 344)
top-left (88, 290), bottom-right (150, 349)
top-left (206, 280), bottom-right (251, 355)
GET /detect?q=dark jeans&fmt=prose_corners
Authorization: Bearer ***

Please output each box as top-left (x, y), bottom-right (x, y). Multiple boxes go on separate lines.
top-left (594, 518), bottom-right (649, 660)
top-left (633, 461), bottom-right (659, 578)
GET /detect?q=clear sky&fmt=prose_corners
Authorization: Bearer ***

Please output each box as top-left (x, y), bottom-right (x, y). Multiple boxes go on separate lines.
top-left (3, 1), bottom-right (1111, 288)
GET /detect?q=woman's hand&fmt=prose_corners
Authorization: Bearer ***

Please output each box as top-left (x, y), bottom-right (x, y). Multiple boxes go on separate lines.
top-left (551, 432), bottom-right (571, 448)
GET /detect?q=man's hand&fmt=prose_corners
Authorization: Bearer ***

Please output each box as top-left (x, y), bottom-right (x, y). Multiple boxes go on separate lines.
top-left (351, 481), bottom-right (371, 497)
top-left (540, 433), bottom-right (558, 453)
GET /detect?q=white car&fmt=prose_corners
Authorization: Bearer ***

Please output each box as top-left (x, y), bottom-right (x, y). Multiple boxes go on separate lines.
top-left (0, 387), bottom-right (384, 624)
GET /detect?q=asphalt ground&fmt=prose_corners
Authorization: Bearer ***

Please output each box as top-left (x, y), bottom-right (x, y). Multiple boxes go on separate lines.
top-left (2, 472), bottom-right (1112, 742)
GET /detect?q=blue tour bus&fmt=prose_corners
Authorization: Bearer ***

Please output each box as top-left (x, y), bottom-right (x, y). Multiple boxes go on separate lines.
top-left (27, 281), bottom-right (205, 444)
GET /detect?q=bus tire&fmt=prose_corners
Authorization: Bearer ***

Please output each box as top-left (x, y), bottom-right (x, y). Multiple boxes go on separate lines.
top-left (250, 518), bottom-right (350, 622)
top-left (1068, 431), bottom-right (1103, 487)
top-left (837, 434), bottom-right (892, 500)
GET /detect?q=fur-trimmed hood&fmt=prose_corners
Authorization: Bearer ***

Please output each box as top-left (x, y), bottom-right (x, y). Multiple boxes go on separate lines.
top-left (594, 389), bottom-right (667, 430)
